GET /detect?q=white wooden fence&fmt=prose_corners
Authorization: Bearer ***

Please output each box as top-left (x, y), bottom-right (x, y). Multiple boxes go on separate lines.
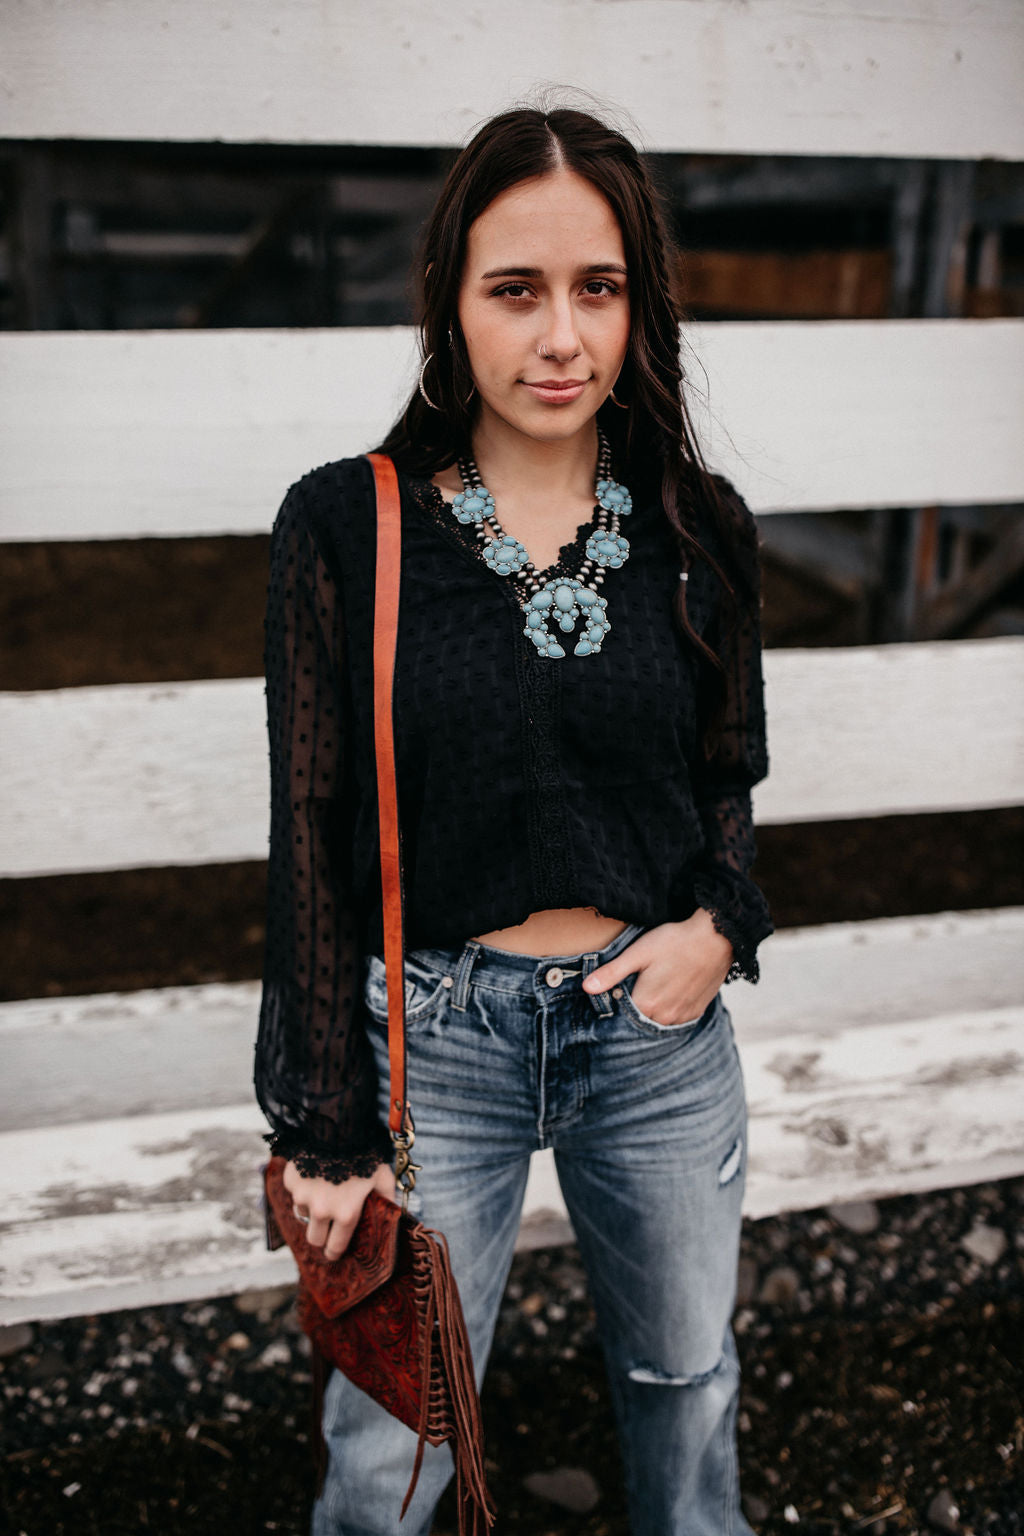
top-left (1, 0), bottom-right (1023, 1325)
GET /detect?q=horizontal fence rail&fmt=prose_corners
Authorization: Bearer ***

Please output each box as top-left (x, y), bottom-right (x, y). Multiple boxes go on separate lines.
top-left (1, 322), bottom-right (1023, 542)
top-left (3, 908), bottom-right (1023, 1133)
top-left (3, 0), bottom-right (1023, 159)
top-left (2, 908), bottom-right (1022, 1323)
top-left (2, 638), bottom-right (1023, 877)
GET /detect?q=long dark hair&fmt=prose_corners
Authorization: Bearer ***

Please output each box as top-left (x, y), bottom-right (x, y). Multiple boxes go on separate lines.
top-left (375, 106), bottom-right (756, 758)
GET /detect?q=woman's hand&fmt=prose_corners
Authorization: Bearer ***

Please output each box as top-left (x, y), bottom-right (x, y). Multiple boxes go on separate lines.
top-left (283, 1160), bottom-right (397, 1262)
top-left (582, 910), bottom-right (734, 1026)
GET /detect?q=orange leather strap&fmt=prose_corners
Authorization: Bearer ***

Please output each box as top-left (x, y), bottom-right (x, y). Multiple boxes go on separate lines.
top-left (366, 453), bottom-right (409, 1140)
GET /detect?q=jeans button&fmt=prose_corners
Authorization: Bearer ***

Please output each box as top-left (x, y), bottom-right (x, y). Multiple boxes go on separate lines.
top-left (612, 986), bottom-right (623, 999)
top-left (545, 966), bottom-right (564, 987)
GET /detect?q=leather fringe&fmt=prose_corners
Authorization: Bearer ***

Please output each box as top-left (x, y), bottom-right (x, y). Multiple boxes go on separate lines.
top-left (401, 1229), bottom-right (494, 1535)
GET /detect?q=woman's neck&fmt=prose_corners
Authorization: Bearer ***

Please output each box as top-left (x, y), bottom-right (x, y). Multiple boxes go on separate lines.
top-left (468, 417), bottom-right (599, 504)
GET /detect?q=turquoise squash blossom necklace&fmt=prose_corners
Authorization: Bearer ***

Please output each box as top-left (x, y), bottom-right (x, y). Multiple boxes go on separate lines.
top-left (450, 430), bottom-right (633, 659)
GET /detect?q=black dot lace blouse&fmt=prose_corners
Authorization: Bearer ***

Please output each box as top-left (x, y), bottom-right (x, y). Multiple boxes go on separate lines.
top-left (255, 455), bottom-right (774, 1182)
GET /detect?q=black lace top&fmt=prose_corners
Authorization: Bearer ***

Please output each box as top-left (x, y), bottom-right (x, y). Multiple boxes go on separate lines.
top-left (255, 454), bottom-right (773, 1181)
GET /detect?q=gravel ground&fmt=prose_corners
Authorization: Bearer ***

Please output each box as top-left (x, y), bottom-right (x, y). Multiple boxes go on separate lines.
top-left (2, 1177), bottom-right (1021, 1536)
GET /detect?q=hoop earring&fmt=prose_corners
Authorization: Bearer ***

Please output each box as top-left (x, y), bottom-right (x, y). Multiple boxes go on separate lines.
top-left (418, 352), bottom-right (441, 412)
top-left (609, 387), bottom-right (629, 410)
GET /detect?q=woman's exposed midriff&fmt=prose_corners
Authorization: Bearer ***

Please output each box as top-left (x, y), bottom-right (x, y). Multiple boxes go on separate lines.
top-left (471, 906), bottom-right (631, 956)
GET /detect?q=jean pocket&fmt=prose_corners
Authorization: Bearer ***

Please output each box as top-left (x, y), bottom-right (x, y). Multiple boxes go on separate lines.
top-left (363, 952), bottom-right (452, 1028)
top-left (617, 977), bottom-right (718, 1040)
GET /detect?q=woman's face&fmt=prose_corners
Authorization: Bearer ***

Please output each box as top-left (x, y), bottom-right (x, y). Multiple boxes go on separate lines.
top-left (456, 168), bottom-right (630, 449)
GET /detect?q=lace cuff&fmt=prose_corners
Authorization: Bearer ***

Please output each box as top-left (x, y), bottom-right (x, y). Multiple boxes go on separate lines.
top-left (263, 1123), bottom-right (393, 1186)
top-left (692, 866), bottom-right (774, 985)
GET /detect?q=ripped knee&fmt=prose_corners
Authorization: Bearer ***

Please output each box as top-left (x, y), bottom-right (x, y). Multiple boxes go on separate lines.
top-left (627, 1354), bottom-right (726, 1388)
top-left (718, 1134), bottom-right (743, 1187)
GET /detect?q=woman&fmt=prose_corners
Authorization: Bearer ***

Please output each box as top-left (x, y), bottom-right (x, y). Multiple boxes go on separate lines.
top-left (257, 104), bottom-right (773, 1536)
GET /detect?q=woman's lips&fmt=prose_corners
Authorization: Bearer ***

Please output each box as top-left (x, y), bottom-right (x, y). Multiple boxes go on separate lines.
top-left (521, 378), bottom-right (589, 405)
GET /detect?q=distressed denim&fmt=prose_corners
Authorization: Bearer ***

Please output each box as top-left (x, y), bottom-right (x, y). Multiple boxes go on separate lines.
top-left (312, 921), bottom-right (754, 1536)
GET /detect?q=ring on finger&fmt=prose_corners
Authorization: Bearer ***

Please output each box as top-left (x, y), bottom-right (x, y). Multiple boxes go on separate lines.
top-left (293, 1206), bottom-right (311, 1225)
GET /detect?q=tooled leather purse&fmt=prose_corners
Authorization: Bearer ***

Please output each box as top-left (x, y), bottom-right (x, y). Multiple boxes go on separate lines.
top-left (263, 453), bottom-right (493, 1534)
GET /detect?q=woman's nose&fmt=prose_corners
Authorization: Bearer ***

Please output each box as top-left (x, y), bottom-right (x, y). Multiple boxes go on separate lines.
top-left (538, 297), bottom-right (582, 361)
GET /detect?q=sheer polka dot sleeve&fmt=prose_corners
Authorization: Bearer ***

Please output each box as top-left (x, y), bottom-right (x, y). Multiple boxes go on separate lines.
top-left (690, 482), bottom-right (775, 984)
top-left (254, 485), bottom-right (392, 1184)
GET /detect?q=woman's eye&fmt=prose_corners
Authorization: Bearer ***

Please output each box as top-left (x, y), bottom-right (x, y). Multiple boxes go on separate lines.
top-left (490, 278), bottom-right (624, 302)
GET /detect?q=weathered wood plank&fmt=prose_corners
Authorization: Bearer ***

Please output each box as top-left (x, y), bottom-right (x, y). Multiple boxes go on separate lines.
top-left (756, 638), bottom-right (1024, 824)
top-left (0, 1106), bottom-right (294, 1323)
top-left (4, 909), bottom-right (1024, 1129)
top-left (3, 0), bottom-right (1021, 159)
top-left (0, 328), bottom-right (414, 541)
top-left (0, 983), bottom-right (263, 1130)
top-left (3, 999), bottom-right (1022, 1323)
top-left (741, 1005), bottom-right (1024, 1219)
top-left (686, 320), bottom-right (1024, 516)
top-left (731, 907), bottom-right (1024, 1045)
top-left (2, 679), bottom-right (269, 875)
top-left (2, 322), bottom-right (1022, 541)
top-left (3, 639), bottom-right (1022, 877)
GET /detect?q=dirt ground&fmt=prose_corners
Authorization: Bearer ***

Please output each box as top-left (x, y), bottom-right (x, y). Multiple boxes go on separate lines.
top-left (2, 1179), bottom-right (1021, 1536)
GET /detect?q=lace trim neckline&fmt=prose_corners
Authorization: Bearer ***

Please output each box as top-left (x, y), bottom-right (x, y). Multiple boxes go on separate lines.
top-left (404, 472), bottom-right (627, 587)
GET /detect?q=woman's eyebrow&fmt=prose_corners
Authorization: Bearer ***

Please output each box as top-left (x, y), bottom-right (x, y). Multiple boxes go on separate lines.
top-left (479, 262), bottom-right (628, 279)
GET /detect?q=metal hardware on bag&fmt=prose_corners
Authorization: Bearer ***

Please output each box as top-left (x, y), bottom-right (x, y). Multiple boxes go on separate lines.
top-left (392, 1122), bottom-right (421, 1211)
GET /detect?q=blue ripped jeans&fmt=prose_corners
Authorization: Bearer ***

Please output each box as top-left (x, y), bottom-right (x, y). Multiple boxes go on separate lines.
top-left (312, 922), bottom-right (754, 1536)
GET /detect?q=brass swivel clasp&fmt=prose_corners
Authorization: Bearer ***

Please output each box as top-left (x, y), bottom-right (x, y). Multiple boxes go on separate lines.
top-left (391, 1120), bottom-right (421, 1211)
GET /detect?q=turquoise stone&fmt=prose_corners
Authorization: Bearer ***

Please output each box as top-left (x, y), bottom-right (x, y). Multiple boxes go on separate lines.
top-left (575, 638), bottom-right (593, 656)
top-left (577, 588), bottom-right (597, 607)
top-left (547, 642), bottom-right (565, 658)
top-left (530, 590), bottom-right (552, 609)
top-left (554, 584), bottom-right (575, 611)
top-left (558, 615), bottom-right (575, 632)
top-left (526, 610), bottom-right (543, 628)
top-left (484, 536), bottom-right (526, 575)
top-left (596, 478), bottom-right (632, 515)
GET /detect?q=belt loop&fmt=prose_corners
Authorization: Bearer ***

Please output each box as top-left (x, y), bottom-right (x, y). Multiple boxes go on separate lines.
top-left (450, 940), bottom-right (481, 1012)
top-left (582, 951), bottom-right (614, 1017)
